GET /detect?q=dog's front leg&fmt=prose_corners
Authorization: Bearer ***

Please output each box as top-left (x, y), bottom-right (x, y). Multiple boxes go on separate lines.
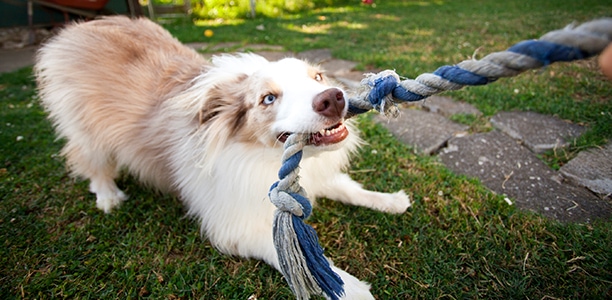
top-left (309, 173), bottom-right (411, 214)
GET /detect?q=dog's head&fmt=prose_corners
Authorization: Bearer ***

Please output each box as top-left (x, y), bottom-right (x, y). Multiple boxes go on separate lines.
top-left (194, 53), bottom-right (353, 152)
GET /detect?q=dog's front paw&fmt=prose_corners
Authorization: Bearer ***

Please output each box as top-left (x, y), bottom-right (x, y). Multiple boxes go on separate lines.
top-left (340, 279), bottom-right (374, 300)
top-left (332, 267), bottom-right (375, 300)
top-left (380, 190), bottom-right (411, 214)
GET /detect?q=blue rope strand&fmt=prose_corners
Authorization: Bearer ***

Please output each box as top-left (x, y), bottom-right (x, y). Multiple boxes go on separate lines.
top-left (508, 40), bottom-right (588, 64)
top-left (367, 74), bottom-right (397, 107)
top-left (433, 65), bottom-right (493, 85)
top-left (292, 215), bottom-right (344, 300)
top-left (391, 87), bottom-right (427, 102)
top-left (278, 150), bottom-right (302, 179)
top-left (290, 192), bottom-right (312, 218)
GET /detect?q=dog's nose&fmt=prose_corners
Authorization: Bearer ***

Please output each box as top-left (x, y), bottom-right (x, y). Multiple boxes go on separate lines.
top-left (313, 88), bottom-right (345, 118)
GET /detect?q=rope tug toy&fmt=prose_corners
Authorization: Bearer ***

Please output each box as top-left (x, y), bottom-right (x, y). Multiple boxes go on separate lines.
top-left (268, 18), bottom-right (612, 299)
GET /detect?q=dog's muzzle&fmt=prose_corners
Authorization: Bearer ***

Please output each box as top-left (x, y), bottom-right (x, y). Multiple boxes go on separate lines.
top-left (276, 88), bottom-right (349, 146)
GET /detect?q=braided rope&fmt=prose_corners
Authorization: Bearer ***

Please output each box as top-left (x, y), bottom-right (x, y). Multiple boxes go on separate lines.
top-left (269, 18), bottom-right (612, 299)
top-left (348, 18), bottom-right (612, 116)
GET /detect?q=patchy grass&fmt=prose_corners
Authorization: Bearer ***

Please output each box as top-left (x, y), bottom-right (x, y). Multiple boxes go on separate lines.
top-left (2, 0), bottom-right (612, 299)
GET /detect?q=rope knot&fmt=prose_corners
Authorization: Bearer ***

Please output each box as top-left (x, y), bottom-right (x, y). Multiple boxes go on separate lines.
top-left (346, 70), bottom-right (402, 117)
top-left (269, 182), bottom-right (311, 218)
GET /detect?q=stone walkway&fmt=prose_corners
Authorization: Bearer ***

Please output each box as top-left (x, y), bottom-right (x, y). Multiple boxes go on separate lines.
top-left (2, 42), bottom-right (610, 223)
top-left (375, 93), bottom-right (611, 223)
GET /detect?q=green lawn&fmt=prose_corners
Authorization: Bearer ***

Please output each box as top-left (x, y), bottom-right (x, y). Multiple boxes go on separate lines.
top-left (2, 0), bottom-right (612, 299)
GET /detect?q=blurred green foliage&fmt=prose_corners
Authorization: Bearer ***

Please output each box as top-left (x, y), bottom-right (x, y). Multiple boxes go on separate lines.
top-left (189, 0), bottom-right (351, 19)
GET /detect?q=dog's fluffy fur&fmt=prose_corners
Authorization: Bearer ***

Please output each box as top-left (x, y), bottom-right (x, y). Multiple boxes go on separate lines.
top-left (35, 16), bottom-right (410, 299)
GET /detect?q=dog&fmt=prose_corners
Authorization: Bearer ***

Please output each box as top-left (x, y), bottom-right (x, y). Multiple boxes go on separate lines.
top-left (35, 16), bottom-right (410, 299)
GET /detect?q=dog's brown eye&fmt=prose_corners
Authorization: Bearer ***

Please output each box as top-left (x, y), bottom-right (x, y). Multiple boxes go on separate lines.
top-left (262, 94), bottom-right (276, 105)
top-left (314, 73), bottom-right (323, 81)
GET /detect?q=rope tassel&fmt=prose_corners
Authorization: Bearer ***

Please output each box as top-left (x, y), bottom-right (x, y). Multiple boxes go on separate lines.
top-left (268, 133), bottom-right (344, 300)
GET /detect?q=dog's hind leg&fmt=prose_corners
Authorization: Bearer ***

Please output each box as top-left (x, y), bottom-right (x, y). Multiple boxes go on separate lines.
top-left (62, 141), bottom-right (127, 213)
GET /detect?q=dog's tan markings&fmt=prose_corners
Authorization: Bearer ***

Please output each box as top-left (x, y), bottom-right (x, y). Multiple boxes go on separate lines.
top-left (198, 101), bottom-right (218, 125)
top-left (198, 74), bottom-right (254, 138)
top-left (231, 100), bottom-right (252, 135)
top-left (157, 60), bottom-right (206, 99)
top-left (198, 74), bottom-right (245, 125)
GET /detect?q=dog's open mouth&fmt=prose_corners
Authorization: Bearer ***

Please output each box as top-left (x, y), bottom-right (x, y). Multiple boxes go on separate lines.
top-left (277, 122), bottom-right (349, 146)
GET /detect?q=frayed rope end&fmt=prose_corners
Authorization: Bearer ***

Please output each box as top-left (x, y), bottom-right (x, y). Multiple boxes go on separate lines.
top-left (272, 210), bottom-right (344, 300)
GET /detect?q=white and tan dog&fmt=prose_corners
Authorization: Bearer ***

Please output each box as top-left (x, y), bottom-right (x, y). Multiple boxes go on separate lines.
top-left (35, 16), bottom-right (410, 299)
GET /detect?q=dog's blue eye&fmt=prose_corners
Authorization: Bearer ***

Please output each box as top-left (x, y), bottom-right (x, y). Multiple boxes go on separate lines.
top-left (262, 94), bottom-right (276, 105)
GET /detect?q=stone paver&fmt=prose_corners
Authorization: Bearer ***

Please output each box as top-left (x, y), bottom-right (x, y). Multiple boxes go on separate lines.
top-left (296, 49), bottom-right (369, 89)
top-left (560, 142), bottom-right (612, 196)
top-left (421, 95), bottom-right (482, 117)
top-left (440, 130), bottom-right (612, 223)
top-left (319, 59), bottom-right (358, 78)
top-left (296, 49), bottom-right (333, 63)
top-left (250, 51), bottom-right (295, 62)
top-left (0, 46), bottom-right (37, 73)
top-left (187, 42), bottom-right (285, 53)
top-left (375, 108), bottom-right (469, 155)
top-left (490, 111), bottom-right (586, 153)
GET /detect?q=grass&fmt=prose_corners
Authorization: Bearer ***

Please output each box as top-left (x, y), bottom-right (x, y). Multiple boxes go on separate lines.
top-left (1, 0), bottom-right (612, 299)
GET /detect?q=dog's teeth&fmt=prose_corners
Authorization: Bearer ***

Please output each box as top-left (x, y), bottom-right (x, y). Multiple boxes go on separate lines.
top-left (317, 123), bottom-right (345, 137)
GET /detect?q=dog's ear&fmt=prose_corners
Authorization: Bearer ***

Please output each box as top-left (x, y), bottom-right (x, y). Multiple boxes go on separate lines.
top-left (198, 74), bottom-right (250, 132)
top-left (198, 104), bottom-right (217, 125)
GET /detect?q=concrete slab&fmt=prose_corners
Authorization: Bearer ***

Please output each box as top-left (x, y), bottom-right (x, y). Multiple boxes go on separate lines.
top-left (320, 59), bottom-right (358, 77)
top-left (0, 46), bottom-right (38, 73)
top-left (334, 70), bottom-right (369, 90)
top-left (186, 42), bottom-right (291, 61)
top-left (253, 51), bottom-right (296, 62)
top-left (188, 42), bottom-right (240, 52)
top-left (185, 42), bottom-right (211, 52)
top-left (296, 49), bottom-right (333, 64)
top-left (490, 111), bottom-right (586, 153)
top-left (375, 108), bottom-right (469, 155)
top-left (560, 142), bottom-right (612, 196)
top-left (240, 44), bottom-right (286, 52)
top-left (421, 95), bottom-right (482, 117)
top-left (439, 130), bottom-right (612, 223)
